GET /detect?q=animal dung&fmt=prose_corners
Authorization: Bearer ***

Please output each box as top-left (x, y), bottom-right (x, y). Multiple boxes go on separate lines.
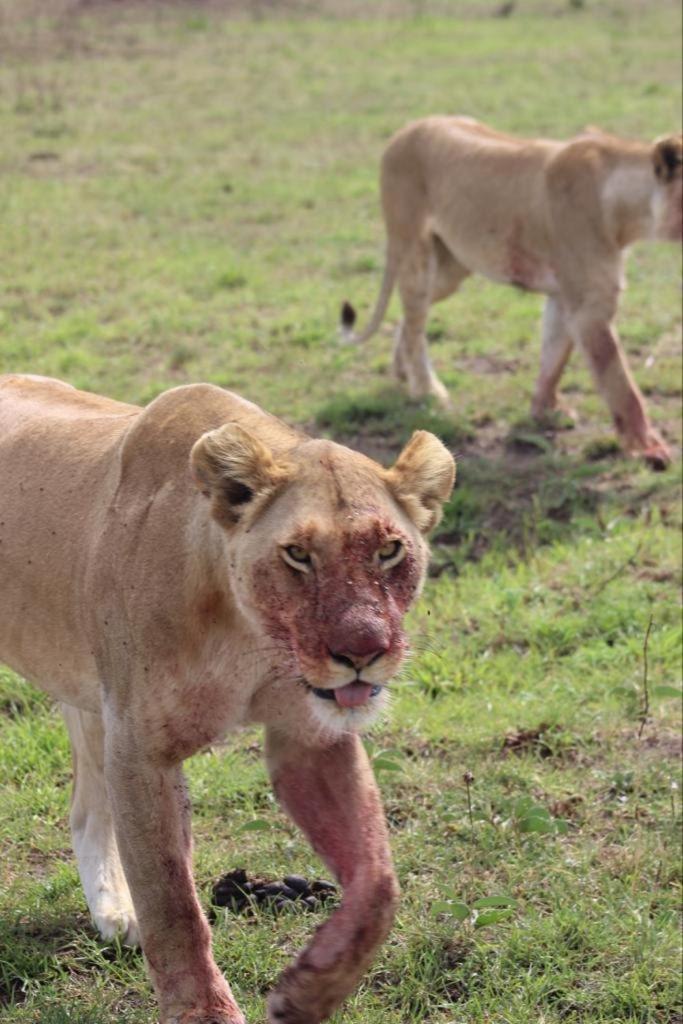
top-left (211, 868), bottom-right (337, 916)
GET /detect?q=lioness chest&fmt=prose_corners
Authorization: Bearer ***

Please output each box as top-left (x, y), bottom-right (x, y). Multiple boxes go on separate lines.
top-left (137, 633), bottom-right (315, 763)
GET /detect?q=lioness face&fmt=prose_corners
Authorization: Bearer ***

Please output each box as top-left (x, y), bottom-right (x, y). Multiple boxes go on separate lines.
top-left (192, 429), bottom-right (455, 733)
top-left (651, 134), bottom-right (683, 241)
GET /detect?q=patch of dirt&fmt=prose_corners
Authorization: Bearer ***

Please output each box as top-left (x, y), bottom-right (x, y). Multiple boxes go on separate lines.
top-left (398, 737), bottom-right (455, 762)
top-left (636, 729), bottom-right (682, 761)
top-left (24, 846), bottom-right (72, 877)
top-left (549, 795), bottom-right (584, 820)
top-left (635, 567), bottom-right (678, 583)
top-left (384, 802), bottom-right (412, 829)
top-left (501, 723), bottom-right (561, 759)
top-left (455, 353), bottom-right (521, 376)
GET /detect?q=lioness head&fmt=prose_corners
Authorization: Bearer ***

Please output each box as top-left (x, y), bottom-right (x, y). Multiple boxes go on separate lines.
top-left (651, 134), bottom-right (683, 241)
top-left (191, 427), bottom-right (454, 732)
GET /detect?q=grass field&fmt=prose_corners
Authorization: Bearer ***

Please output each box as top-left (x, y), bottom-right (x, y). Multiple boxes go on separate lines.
top-left (0, 2), bottom-right (681, 1022)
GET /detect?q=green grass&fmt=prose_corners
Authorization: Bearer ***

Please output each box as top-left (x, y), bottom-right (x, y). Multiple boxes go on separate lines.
top-left (0, 2), bottom-right (681, 1022)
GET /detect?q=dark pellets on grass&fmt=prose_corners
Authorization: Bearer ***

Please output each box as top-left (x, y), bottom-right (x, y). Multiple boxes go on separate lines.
top-left (259, 882), bottom-right (288, 899)
top-left (211, 869), bottom-right (338, 916)
top-left (310, 879), bottom-right (337, 897)
top-left (284, 875), bottom-right (310, 894)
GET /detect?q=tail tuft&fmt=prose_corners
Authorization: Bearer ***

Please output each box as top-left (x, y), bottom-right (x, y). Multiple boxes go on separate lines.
top-left (338, 245), bottom-right (396, 345)
top-left (340, 300), bottom-right (357, 330)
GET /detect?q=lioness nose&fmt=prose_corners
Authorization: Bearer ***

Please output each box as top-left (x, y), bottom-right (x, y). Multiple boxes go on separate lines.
top-left (327, 620), bottom-right (390, 671)
top-left (329, 648), bottom-right (388, 671)
top-left (328, 646), bottom-right (388, 671)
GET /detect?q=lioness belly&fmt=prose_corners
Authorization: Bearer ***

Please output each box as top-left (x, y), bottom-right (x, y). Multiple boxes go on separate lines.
top-left (438, 221), bottom-right (559, 295)
top-left (484, 258), bottom-right (559, 294)
top-left (430, 162), bottom-right (558, 295)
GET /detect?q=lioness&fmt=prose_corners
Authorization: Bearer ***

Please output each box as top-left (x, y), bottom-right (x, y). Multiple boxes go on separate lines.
top-left (0, 375), bottom-right (455, 1024)
top-left (342, 117), bottom-right (683, 468)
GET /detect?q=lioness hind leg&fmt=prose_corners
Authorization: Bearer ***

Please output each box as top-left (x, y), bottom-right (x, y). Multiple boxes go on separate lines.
top-left (531, 296), bottom-right (576, 421)
top-left (391, 322), bottom-right (409, 382)
top-left (61, 704), bottom-right (139, 945)
top-left (395, 237), bottom-right (450, 405)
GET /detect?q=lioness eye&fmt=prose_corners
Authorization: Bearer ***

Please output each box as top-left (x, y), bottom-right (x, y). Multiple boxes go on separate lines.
top-left (282, 545), bottom-right (312, 571)
top-left (377, 539), bottom-right (404, 566)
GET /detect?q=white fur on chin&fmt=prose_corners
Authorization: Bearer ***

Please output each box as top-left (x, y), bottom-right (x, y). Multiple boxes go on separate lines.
top-left (308, 686), bottom-right (391, 738)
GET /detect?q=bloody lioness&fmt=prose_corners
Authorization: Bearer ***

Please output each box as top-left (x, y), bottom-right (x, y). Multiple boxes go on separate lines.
top-left (0, 374), bottom-right (455, 1024)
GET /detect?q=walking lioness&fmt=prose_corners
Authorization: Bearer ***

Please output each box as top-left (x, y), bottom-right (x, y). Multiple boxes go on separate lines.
top-left (342, 117), bottom-right (682, 468)
top-left (0, 375), bottom-right (454, 1024)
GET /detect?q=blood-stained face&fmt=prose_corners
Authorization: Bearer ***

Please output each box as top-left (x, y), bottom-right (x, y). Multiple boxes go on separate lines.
top-left (249, 507), bottom-right (421, 728)
top-left (191, 430), bottom-right (455, 732)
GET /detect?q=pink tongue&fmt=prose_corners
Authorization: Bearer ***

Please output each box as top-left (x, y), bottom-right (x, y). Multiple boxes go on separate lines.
top-left (334, 681), bottom-right (374, 708)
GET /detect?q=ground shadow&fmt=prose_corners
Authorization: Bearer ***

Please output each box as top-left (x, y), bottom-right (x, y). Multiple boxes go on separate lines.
top-left (314, 386), bottom-right (680, 572)
top-left (0, 911), bottom-right (141, 1018)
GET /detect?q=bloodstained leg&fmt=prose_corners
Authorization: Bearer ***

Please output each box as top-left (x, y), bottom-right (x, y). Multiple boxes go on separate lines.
top-left (104, 719), bottom-right (245, 1024)
top-left (568, 311), bottom-right (671, 468)
top-left (265, 729), bottom-right (399, 1024)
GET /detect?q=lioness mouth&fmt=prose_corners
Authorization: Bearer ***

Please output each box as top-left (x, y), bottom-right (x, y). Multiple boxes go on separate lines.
top-left (309, 682), bottom-right (383, 709)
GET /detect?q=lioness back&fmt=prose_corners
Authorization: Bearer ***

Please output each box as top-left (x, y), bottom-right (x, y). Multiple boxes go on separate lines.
top-left (0, 376), bottom-right (299, 700)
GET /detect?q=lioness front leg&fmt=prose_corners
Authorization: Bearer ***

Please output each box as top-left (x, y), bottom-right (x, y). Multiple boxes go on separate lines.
top-left (567, 299), bottom-right (671, 468)
top-left (265, 729), bottom-right (399, 1024)
top-left (104, 717), bottom-right (245, 1024)
top-left (62, 704), bottom-right (139, 945)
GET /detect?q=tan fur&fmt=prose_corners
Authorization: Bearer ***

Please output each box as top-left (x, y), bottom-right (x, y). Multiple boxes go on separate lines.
top-left (0, 375), bottom-right (454, 1024)
top-left (347, 117), bottom-right (682, 468)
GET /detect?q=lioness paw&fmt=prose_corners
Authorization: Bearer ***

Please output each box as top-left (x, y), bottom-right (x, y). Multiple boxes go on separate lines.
top-left (404, 362), bottom-right (451, 408)
top-left (642, 439), bottom-right (671, 472)
top-left (267, 991), bottom-right (316, 1024)
top-left (167, 1010), bottom-right (246, 1024)
top-left (622, 426), bottom-right (671, 471)
top-left (92, 899), bottom-right (140, 947)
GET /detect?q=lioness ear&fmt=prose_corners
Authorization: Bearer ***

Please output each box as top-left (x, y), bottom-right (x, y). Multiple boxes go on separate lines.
top-left (191, 423), bottom-right (291, 526)
top-left (385, 430), bottom-right (455, 534)
top-left (652, 135), bottom-right (682, 183)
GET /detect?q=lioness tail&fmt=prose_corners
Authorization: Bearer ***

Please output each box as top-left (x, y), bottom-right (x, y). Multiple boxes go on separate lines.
top-left (338, 246), bottom-right (399, 344)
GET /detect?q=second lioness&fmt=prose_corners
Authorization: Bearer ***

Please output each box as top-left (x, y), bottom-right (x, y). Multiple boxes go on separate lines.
top-left (343, 117), bottom-right (682, 468)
